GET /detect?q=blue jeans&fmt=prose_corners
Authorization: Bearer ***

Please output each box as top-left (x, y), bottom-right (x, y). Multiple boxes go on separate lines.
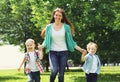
top-left (28, 71), bottom-right (40, 82)
top-left (49, 51), bottom-right (68, 82)
top-left (86, 73), bottom-right (98, 82)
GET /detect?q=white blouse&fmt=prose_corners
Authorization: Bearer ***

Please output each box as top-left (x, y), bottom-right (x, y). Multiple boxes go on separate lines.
top-left (51, 25), bottom-right (68, 51)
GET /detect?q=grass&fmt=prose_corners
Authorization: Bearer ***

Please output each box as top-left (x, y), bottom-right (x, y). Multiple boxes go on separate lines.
top-left (0, 66), bottom-right (120, 82)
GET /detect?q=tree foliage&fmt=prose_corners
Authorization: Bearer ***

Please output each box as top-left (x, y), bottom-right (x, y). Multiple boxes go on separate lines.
top-left (0, 0), bottom-right (120, 65)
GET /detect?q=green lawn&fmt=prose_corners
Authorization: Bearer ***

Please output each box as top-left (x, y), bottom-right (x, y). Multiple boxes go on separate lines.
top-left (0, 66), bottom-right (120, 82)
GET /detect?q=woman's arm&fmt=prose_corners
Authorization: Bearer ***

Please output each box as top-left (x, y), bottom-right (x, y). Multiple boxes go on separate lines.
top-left (75, 45), bottom-right (87, 54)
top-left (75, 45), bottom-right (87, 62)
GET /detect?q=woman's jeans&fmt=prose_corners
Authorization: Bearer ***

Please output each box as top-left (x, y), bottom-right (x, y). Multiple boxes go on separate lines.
top-left (49, 51), bottom-right (68, 82)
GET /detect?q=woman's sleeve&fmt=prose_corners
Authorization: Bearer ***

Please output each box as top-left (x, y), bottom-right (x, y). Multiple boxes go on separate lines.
top-left (67, 25), bottom-right (76, 46)
top-left (41, 24), bottom-right (51, 51)
top-left (65, 24), bottom-right (77, 52)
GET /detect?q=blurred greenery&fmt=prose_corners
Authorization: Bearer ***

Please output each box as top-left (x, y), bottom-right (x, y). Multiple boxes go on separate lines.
top-left (0, 0), bottom-right (120, 65)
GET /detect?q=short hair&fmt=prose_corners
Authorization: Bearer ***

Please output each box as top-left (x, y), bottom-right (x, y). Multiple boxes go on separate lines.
top-left (25, 38), bottom-right (35, 45)
top-left (87, 42), bottom-right (98, 51)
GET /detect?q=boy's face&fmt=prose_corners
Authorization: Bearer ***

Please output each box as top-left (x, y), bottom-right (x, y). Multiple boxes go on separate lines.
top-left (88, 45), bottom-right (97, 55)
top-left (26, 41), bottom-right (35, 52)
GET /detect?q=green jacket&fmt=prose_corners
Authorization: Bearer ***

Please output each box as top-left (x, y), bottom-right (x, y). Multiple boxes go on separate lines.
top-left (42, 23), bottom-right (77, 53)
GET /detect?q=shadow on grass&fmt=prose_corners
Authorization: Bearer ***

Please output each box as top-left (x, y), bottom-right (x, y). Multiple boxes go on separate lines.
top-left (0, 76), bottom-right (23, 82)
top-left (69, 73), bottom-right (120, 82)
top-left (69, 76), bottom-right (85, 82)
top-left (65, 68), bottom-right (83, 72)
top-left (98, 73), bottom-right (120, 82)
top-left (41, 69), bottom-right (83, 76)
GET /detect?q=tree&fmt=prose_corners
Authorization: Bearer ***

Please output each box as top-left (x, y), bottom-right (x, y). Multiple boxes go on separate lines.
top-left (0, 0), bottom-right (120, 65)
top-left (0, 0), bottom-right (50, 50)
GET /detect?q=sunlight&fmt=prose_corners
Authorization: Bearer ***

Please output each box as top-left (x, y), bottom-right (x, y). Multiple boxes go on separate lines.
top-left (0, 45), bottom-right (24, 69)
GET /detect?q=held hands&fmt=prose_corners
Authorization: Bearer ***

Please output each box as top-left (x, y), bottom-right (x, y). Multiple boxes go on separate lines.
top-left (80, 48), bottom-right (87, 55)
top-left (37, 43), bottom-right (43, 60)
top-left (75, 45), bottom-right (87, 55)
top-left (38, 43), bottom-right (42, 51)
top-left (81, 49), bottom-right (87, 62)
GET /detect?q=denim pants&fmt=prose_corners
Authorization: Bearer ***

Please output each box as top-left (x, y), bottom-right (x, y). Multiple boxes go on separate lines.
top-left (86, 73), bottom-right (98, 82)
top-left (28, 71), bottom-right (40, 82)
top-left (49, 51), bottom-right (68, 82)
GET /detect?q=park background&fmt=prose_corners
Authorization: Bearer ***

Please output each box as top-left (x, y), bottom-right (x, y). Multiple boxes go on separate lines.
top-left (0, 0), bottom-right (120, 82)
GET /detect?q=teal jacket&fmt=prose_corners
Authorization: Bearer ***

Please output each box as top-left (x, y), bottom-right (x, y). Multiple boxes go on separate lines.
top-left (82, 53), bottom-right (101, 74)
top-left (42, 23), bottom-right (77, 53)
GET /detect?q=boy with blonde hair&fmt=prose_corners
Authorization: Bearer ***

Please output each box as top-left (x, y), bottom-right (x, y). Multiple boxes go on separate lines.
top-left (18, 38), bottom-right (44, 82)
top-left (81, 42), bottom-right (101, 82)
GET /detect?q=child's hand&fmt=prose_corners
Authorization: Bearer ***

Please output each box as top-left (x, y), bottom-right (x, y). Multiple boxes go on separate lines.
top-left (38, 43), bottom-right (43, 60)
top-left (81, 49), bottom-right (87, 55)
top-left (38, 43), bottom-right (42, 50)
top-left (25, 68), bottom-right (31, 74)
top-left (24, 57), bottom-right (28, 62)
top-left (81, 49), bottom-right (87, 62)
top-left (18, 68), bottom-right (20, 71)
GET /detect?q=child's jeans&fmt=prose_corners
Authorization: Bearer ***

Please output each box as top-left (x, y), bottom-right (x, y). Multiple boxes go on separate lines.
top-left (86, 73), bottom-right (98, 82)
top-left (28, 71), bottom-right (40, 82)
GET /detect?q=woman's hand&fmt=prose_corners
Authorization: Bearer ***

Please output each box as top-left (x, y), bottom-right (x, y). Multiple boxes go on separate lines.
top-left (75, 45), bottom-right (87, 55)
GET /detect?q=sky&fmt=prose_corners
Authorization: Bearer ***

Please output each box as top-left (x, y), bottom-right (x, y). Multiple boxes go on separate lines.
top-left (0, 45), bottom-right (24, 70)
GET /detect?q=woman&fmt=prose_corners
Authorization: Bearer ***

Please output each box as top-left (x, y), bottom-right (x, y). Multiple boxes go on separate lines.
top-left (41, 8), bottom-right (86, 82)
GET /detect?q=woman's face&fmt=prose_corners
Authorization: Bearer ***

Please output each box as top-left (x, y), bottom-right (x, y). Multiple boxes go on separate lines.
top-left (54, 11), bottom-right (63, 23)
